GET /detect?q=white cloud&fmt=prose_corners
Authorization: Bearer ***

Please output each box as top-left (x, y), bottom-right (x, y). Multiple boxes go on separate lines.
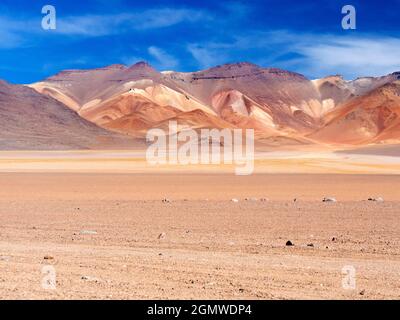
top-left (148, 46), bottom-right (179, 69)
top-left (56, 8), bottom-right (208, 36)
top-left (187, 43), bottom-right (230, 69)
top-left (188, 31), bottom-right (400, 79)
top-left (0, 7), bottom-right (210, 45)
top-left (0, 16), bottom-right (38, 48)
top-left (294, 36), bottom-right (400, 78)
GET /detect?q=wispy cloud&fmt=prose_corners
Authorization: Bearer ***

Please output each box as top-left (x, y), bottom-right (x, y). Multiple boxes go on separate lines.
top-left (56, 8), bottom-right (209, 36)
top-left (187, 43), bottom-right (231, 69)
top-left (0, 7), bottom-right (210, 45)
top-left (148, 46), bottom-right (179, 69)
top-left (294, 36), bottom-right (400, 78)
top-left (187, 31), bottom-right (400, 79)
top-left (0, 16), bottom-right (38, 48)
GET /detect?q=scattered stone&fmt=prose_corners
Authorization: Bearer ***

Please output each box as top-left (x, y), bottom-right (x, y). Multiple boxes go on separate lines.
top-left (286, 240), bottom-right (294, 246)
top-left (158, 232), bottom-right (166, 239)
top-left (43, 255), bottom-right (54, 260)
top-left (368, 197), bottom-right (384, 202)
top-left (260, 198), bottom-right (269, 202)
top-left (80, 230), bottom-right (97, 235)
top-left (231, 198), bottom-right (239, 203)
top-left (322, 197), bottom-right (337, 203)
top-left (162, 198), bottom-right (171, 203)
top-left (81, 275), bottom-right (100, 283)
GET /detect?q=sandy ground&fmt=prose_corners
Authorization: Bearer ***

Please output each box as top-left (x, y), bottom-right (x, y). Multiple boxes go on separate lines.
top-left (0, 150), bottom-right (400, 174)
top-left (0, 170), bottom-right (400, 300)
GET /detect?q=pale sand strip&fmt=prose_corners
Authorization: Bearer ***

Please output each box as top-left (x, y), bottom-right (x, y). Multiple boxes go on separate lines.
top-left (0, 150), bottom-right (399, 174)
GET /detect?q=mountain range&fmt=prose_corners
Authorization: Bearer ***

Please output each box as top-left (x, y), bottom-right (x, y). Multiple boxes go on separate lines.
top-left (1, 61), bottom-right (400, 150)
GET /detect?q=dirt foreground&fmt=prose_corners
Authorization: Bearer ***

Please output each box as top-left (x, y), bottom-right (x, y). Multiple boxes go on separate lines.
top-left (0, 172), bottom-right (399, 299)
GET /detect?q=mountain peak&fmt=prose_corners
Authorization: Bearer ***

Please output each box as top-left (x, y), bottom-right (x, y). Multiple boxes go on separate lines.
top-left (129, 61), bottom-right (154, 69)
top-left (102, 64), bottom-right (127, 70)
top-left (207, 62), bottom-right (261, 72)
top-left (218, 62), bottom-right (260, 68)
top-left (391, 71), bottom-right (400, 79)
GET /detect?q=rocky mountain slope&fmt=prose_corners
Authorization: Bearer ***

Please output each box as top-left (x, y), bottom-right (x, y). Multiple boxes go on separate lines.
top-left (19, 62), bottom-right (400, 148)
top-left (0, 80), bottom-right (138, 150)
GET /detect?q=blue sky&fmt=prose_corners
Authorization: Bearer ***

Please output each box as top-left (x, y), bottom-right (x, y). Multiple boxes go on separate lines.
top-left (0, 0), bottom-right (399, 83)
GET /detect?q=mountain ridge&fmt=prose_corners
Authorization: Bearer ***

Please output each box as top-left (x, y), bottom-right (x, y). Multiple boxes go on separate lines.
top-left (0, 60), bottom-right (396, 149)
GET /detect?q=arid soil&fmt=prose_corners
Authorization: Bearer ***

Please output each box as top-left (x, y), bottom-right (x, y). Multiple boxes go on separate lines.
top-left (0, 173), bottom-right (399, 299)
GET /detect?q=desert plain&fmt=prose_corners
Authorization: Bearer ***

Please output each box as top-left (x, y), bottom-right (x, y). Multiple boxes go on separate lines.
top-left (0, 150), bottom-right (399, 300)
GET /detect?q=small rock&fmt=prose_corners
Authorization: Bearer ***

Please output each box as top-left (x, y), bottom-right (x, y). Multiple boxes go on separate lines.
top-left (359, 289), bottom-right (365, 296)
top-left (158, 232), bottom-right (166, 239)
top-left (293, 198), bottom-right (297, 202)
top-left (43, 255), bottom-right (54, 260)
top-left (81, 275), bottom-right (100, 283)
top-left (162, 198), bottom-right (171, 203)
top-left (231, 198), bottom-right (239, 203)
top-left (368, 197), bottom-right (384, 202)
top-left (286, 240), bottom-right (294, 246)
top-left (307, 243), bottom-right (314, 247)
top-left (260, 198), bottom-right (269, 202)
top-left (332, 237), bottom-right (337, 242)
top-left (322, 197), bottom-right (337, 203)
top-left (80, 230), bottom-right (97, 235)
